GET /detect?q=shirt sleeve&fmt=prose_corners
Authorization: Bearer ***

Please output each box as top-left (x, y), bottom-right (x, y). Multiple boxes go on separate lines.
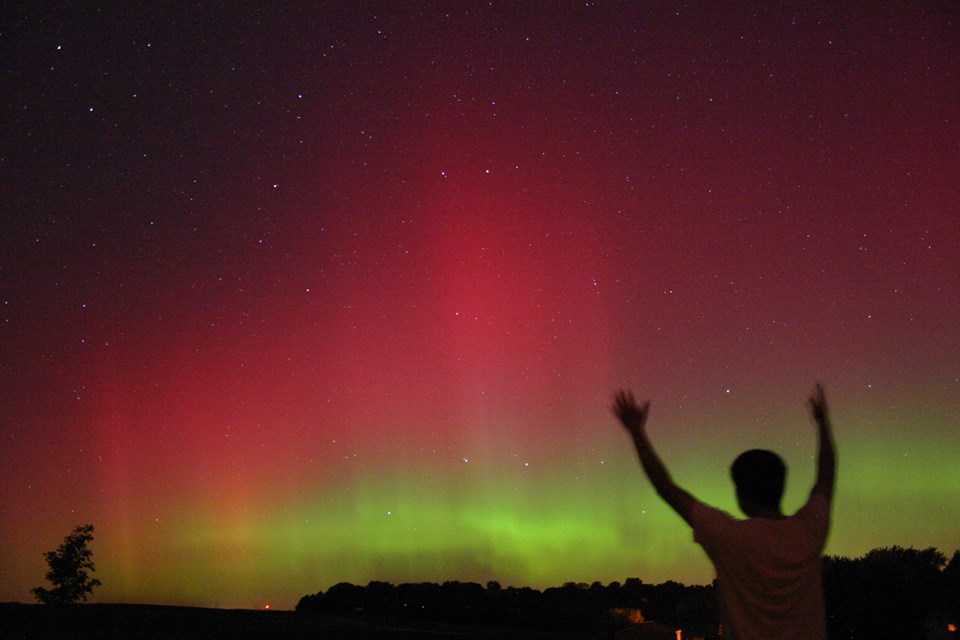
top-left (690, 500), bottom-right (739, 553)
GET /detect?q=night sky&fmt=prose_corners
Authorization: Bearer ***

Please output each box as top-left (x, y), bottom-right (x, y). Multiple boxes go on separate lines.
top-left (2, 3), bottom-right (958, 609)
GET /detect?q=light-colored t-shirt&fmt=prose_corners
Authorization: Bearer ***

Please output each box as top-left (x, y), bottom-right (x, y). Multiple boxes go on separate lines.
top-left (690, 492), bottom-right (831, 640)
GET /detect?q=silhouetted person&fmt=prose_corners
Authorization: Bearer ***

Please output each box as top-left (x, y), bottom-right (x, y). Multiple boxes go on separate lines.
top-left (612, 384), bottom-right (836, 640)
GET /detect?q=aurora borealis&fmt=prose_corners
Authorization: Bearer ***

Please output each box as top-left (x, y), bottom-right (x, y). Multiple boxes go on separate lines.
top-left (1, 2), bottom-right (958, 609)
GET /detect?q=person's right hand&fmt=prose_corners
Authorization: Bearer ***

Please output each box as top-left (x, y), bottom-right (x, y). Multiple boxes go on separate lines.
top-left (612, 390), bottom-right (650, 438)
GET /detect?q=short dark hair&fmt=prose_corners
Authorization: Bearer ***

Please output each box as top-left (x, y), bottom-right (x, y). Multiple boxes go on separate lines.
top-left (731, 449), bottom-right (786, 509)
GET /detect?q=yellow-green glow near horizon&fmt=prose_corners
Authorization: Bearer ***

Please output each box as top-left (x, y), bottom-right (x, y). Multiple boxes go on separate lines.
top-left (30, 399), bottom-right (953, 610)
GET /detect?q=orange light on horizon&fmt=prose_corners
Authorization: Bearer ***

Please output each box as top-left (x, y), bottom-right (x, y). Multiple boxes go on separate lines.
top-left (610, 608), bottom-right (644, 624)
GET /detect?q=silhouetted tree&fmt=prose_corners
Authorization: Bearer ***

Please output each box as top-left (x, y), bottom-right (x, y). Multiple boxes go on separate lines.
top-left (824, 546), bottom-right (948, 640)
top-left (295, 590), bottom-right (323, 612)
top-left (32, 524), bottom-right (101, 605)
top-left (323, 582), bottom-right (365, 613)
top-left (942, 550), bottom-right (960, 622)
top-left (364, 580), bottom-right (398, 615)
top-left (862, 546), bottom-right (945, 639)
top-left (437, 580), bottom-right (487, 624)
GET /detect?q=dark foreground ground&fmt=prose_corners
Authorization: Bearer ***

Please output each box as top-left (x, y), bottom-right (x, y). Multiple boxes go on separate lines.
top-left (0, 603), bottom-right (602, 640)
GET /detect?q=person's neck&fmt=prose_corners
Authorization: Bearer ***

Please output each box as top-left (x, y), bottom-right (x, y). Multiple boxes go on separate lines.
top-left (749, 506), bottom-right (784, 519)
top-left (741, 499), bottom-right (784, 519)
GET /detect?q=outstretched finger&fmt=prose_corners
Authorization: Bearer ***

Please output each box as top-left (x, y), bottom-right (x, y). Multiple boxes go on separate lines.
top-left (611, 390), bottom-right (627, 415)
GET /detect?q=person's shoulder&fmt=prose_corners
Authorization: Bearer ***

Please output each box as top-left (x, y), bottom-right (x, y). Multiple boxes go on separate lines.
top-left (690, 500), bottom-right (741, 546)
top-left (690, 499), bottom-right (738, 529)
top-left (793, 490), bottom-right (832, 526)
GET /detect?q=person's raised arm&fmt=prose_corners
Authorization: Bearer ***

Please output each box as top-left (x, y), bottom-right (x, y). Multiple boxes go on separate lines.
top-left (612, 390), bottom-right (696, 525)
top-left (808, 383), bottom-right (836, 500)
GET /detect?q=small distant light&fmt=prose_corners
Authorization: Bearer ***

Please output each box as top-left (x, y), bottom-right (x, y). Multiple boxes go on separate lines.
top-left (264, 604), bottom-right (270, 610)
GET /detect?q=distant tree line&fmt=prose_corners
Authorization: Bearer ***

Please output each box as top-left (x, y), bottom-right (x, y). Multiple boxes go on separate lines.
top-left (297, 577), bottom-right (716, 635)
top-left (297, 547), bottom-right (959, 639)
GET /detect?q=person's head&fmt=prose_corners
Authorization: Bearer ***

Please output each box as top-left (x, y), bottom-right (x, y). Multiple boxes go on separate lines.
top-left (731, 449), bottom-right (786, 517)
